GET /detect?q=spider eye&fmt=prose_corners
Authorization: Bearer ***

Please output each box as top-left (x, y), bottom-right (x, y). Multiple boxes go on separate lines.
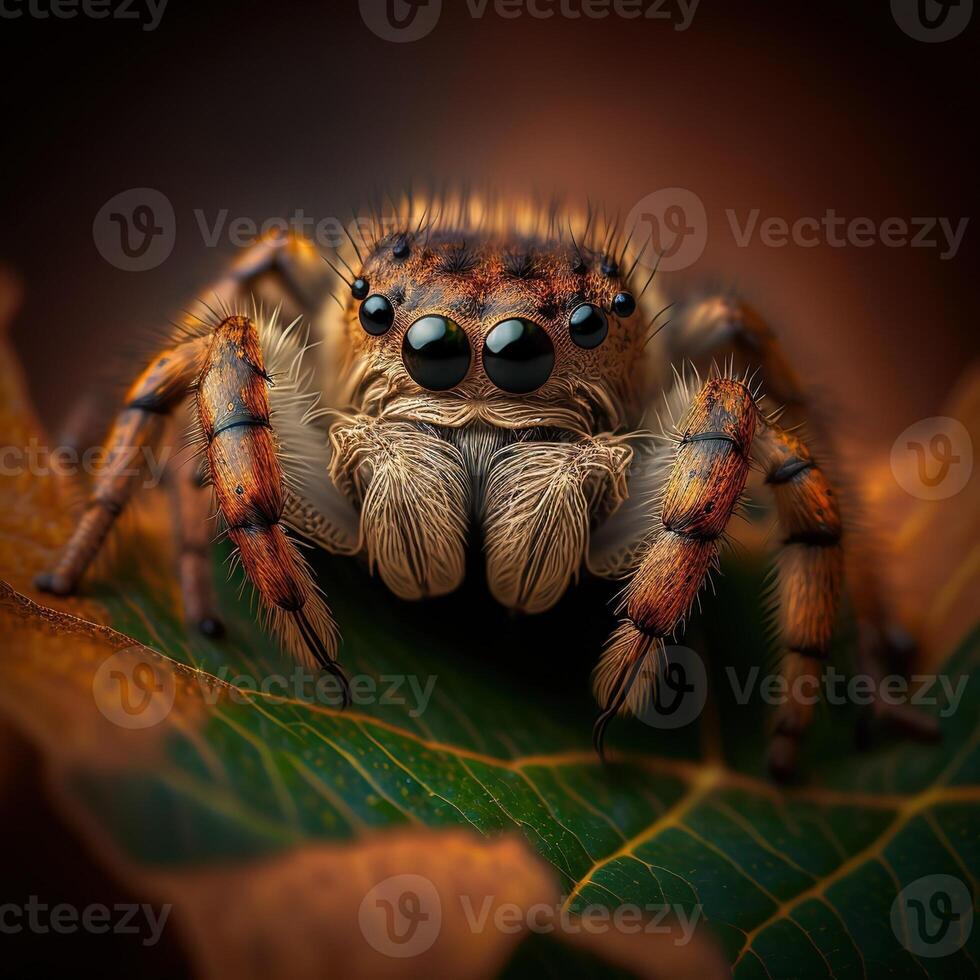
top-left (613, 292), bottom-right (636, 317)
top-left (568, 303), bottom-right (608, 349)
top-left (483, 318), bottom-right (555, 394)
top-left (351, 277), bottom-right (369, 300)
top-left (402, 315), bottom-right (471, 391)
top-left (359, 294), bottom-right (395, 335)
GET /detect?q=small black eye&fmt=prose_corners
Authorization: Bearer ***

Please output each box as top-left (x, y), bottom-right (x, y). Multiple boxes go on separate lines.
top-left (402, 315), bottom-right (471, 391)
top-left (393, 239), bottom-right (411, 260)
top-left (613, 292), bottom-right (636, 317)
top-left (359, 294), bottom-right (395, 336)
top-left (351, 277), bottom-right (369, 300)
top-left (483, 318), bottom-right (555, 394)
top-left (568, 303), bottom-right (608, 349)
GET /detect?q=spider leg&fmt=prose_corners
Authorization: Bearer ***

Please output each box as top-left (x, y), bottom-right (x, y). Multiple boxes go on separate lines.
top-left (754, 419), bottom-right (845, 779)
top-left (35, 333), bottom-right (211, 595)
top-left (670, 294), bottom-right (940, 750)
top-left (169, 421), bottom-right (223, 638)
top-left (593, 376), bottom-right (757, 755)
top-left (198, 229), bottom-right (324, 324)
top-left (36, 313), bottom-right (349, 699)
top-left (194, 314), bottom-right (345, 693)
top-left (162, 233), bottom-right (332, 642)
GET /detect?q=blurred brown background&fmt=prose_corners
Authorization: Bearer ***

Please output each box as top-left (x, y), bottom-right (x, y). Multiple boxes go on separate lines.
top-left (0, 6), bottom-right (976, 977)
top-left (0, 0), bottom-right (976, 448)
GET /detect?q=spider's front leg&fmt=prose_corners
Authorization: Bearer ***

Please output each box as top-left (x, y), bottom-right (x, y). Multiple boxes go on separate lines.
top-left (36, 314), bottom-right (350, 699)
top-left (668, 295), bottom-right (942, 747)
top-left (593, 376), bottom-right (844, 780)
top-left (196, 315), bottom-right (344, 687)
top-left (593, 376), bottom-right (757, 750)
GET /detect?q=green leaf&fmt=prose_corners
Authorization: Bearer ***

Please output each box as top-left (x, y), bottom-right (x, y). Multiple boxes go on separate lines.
top-left (1, 323), bottom-right (976, 978)
top-left (13, 536), bottom-right (974, 980)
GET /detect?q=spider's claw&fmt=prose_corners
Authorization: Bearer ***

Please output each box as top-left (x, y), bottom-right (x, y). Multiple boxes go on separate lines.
top-left (332, 664), bottom-right (352, 710)
top-left (317, 657), bottom-right (351, 710)
top-left (592, 708), bottom-right (616, 762)
top-left (293, 607), bottom-right (349, 709)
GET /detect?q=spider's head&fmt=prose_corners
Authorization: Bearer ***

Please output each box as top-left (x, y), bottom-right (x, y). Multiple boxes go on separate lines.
top-left (335, 203), bottom-right (654, 434)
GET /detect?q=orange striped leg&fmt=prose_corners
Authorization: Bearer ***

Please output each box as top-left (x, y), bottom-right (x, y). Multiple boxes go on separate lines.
top-left (197, 316), bottom-right (346, 700)
top-left (36, 335), bottom-right (210, 595)
top-left (593, 377), bottom-right (757, 755)
top-left (671, 296), bottom-right (937, 752)
top-left (755, 420), bottom-right (844, 779)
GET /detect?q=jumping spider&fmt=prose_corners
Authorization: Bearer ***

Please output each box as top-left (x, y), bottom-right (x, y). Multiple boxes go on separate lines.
top-left (36, 195), bottom-right (934, 779)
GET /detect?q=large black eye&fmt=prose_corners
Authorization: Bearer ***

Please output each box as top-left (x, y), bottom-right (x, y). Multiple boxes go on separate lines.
top-left (359, 294), bottom-right (395, 336)
top-left (569, 303), bottom-right (608, 349)
top-left (483, 318), bottom-right (555, 394)
top-left (402, 315), bottom-right (471, 391)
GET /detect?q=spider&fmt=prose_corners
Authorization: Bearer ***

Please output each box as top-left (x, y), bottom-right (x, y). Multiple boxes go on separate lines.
top-left (35, 195), bottom-right (934, 779)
